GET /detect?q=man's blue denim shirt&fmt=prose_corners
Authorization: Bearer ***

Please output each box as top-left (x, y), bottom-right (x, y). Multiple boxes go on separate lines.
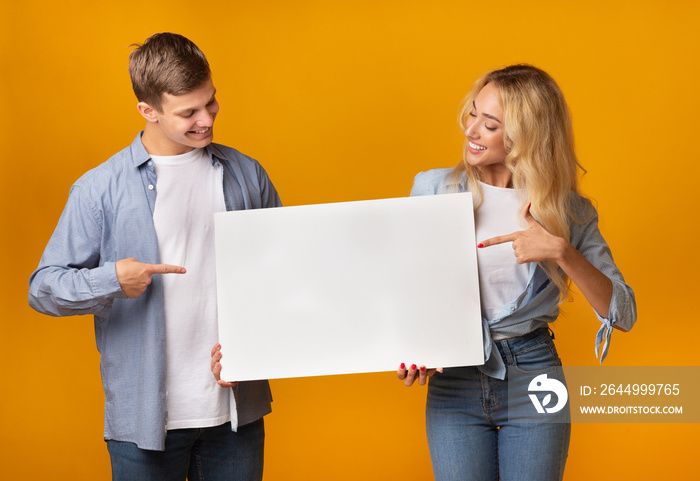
top-left (28, 133), bottom-right (282, 451)
top-left (410, 168), bottom-right (637, 379)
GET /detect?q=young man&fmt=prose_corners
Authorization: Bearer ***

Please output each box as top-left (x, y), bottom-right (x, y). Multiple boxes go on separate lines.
top-left (28, 32), bottom-right (280, 480)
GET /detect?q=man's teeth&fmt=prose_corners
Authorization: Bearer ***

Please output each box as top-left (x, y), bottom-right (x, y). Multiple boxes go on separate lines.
top-left (191, 128), bottom-right (209, 134)
top-left (470, 141), bottom-right (486, 151)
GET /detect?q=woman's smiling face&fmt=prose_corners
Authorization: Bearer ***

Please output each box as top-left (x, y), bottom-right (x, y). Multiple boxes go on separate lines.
top-left (464, 82), bottom-right (509, 177)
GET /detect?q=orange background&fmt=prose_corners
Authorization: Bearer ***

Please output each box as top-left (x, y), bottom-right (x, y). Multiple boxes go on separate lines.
top-left (1, 1), bottom-right (699, 479)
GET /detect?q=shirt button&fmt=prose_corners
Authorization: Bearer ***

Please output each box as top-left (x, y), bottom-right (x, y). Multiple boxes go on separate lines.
top-left (148, 184), bottom-right (154, 190)
top-left (148, 161), bottom-right (153, 166)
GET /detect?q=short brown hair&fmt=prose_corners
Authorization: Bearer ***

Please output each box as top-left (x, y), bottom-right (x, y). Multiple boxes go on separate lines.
top-left (129, 32), bottom-right (211, 111)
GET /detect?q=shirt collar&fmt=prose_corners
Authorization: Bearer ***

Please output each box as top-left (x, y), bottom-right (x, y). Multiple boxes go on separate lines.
top-left (129, 131), bottom-right (223, 168)
top-left (205, 143), bottom-right (224, 167)
top-left (128, 132), bottom-right (152, 168)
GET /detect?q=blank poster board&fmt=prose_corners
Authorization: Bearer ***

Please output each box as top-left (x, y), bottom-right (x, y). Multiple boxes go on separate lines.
top-left (214, 193), bottom-right (483, 382)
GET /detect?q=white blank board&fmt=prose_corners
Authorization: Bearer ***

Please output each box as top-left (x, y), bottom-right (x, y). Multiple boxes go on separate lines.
top-left (215, 193), bottom-right (483, 382)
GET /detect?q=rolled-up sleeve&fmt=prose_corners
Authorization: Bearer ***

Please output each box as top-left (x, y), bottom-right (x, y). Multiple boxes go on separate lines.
top-left (570, 198), bottom-right (637, 361)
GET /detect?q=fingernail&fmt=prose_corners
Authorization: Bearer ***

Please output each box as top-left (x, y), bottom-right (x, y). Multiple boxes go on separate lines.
top-left (420, 366), bottom-right (426, 372)
top-left (410, 364), bottom-right (417, 371)
top-left (477, 243), bottom-right (484, 248)
top-left (527, 202), bottom-right (532, 209)
top-left (400, 363), bottom-right (406, 370)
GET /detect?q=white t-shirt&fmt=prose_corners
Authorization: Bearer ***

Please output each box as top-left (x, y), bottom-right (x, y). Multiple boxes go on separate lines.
top-left (474, 181), bottom-right (530, 326)
top-left (151, 148), bottom-right (230, 430)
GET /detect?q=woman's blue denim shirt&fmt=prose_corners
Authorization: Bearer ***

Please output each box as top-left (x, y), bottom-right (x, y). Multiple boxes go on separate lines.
top-left (410, 168), bottom-right (637, 379)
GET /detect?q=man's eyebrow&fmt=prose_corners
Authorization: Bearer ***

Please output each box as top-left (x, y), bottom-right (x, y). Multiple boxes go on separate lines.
top-left (472, 100), bottom-right (502, 124)
top-left (173, 91), bottom-right (217, 115)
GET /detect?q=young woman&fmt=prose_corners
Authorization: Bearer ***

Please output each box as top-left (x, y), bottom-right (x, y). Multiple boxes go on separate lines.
top-left (397, 64), bottom-right (637, 481)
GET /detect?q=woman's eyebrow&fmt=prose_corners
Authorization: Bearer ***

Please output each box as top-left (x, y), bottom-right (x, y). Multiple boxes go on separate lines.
top-left (472, 100), bottom-right (502, 124)
top-left (483, 113), bottom-right (502, 124)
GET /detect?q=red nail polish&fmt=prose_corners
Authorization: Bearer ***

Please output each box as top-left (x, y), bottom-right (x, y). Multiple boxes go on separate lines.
top-left (400, 363), bottom-right (406, 370)
top-left (410, 364), bottom-right (417, 371)
top-left (477, 243), bottom-right (484, 248)
top-left (420, 366), bottom-right (426, 372)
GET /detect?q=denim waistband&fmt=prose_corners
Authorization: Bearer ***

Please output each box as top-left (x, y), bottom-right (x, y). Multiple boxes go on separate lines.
top-left (494, 327), bottom-right (553, 360)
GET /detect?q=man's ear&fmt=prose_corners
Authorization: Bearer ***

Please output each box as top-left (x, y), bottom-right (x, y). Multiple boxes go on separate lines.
top-left (137, 101), bottom-right (160, 123)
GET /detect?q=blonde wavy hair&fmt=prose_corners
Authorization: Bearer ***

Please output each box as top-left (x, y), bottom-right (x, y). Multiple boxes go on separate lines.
top-left (451, 64), bottom-right (587, 299)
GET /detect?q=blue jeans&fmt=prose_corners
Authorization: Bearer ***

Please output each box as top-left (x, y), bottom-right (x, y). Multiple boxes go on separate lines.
top-left (426, 328), bottom-right (570, 481)
top-left (107, 420), bottom-right (265, 481)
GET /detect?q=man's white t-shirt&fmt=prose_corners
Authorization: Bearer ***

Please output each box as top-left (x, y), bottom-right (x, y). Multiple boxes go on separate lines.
top-left (151, 148), bottom-right (230, 430)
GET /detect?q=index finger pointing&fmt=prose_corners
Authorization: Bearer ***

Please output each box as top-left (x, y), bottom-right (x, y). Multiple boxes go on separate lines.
top-left (478, 232), bottom-right (518, 248)
top-left (149, 264), bottom-right (187, 274)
